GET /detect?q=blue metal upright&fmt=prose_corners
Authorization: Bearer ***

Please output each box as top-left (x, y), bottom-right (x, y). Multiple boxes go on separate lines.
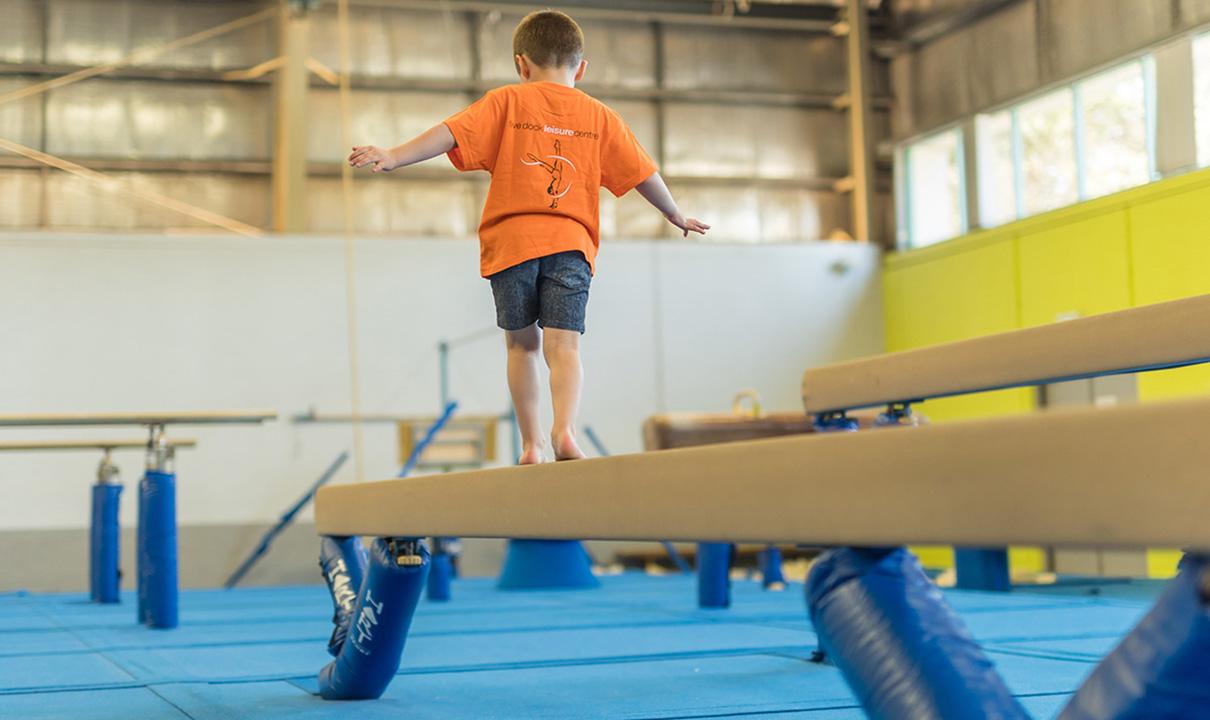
top-left (395, 401), bottom-right (458, 602)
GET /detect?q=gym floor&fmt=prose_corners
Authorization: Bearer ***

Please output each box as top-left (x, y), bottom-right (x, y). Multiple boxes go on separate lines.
top-left (0, 572), bottom-right (1159, 719)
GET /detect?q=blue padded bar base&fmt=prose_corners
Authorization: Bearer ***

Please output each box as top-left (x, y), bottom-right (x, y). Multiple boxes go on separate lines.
top-left (760, 545), bottom-right (786, 589)
top-left (806, 547), bottom-right (1029, 720)
top-left (955, 548), bottom-right (1011, 592)
top-left (318, 538), bottom-right (430, 700)
top-left (497, 540), bottom-right (599, 591)
top-left (89, 483), bottom-right (122, 604)
top-left (138, 470), bottom-right (178, 629)
top-left (1058, 553), bottom-right (1210, 719)
top-left (697, 542), bottom-right (733, 608)
top-left (319, 536), bottom-right (368, 657)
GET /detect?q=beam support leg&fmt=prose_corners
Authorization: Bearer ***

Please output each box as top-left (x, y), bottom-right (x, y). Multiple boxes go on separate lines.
top-left (697, 542), bottom-right (733, 608)
top-left (954, 548), bottom-right (1011, 592)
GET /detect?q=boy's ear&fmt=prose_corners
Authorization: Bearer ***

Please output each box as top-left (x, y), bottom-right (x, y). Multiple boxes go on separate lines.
top-left (514, 54), bottom-right (529, 79)
top-left (573, 59), bottom-right (587, 82)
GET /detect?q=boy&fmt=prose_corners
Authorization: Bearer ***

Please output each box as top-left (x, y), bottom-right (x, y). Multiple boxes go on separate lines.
top-left (348, 10), bottom-right (708, 464)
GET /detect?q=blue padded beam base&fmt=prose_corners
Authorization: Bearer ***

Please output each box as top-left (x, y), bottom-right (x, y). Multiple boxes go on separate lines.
top-left (806, 546), bottom-right (1029, 720)
top-left (319, 538), bottom-right (430, 700)
top-left (89, 483), bottom-right (122, 604)
top-left (319, 536), bottom-right (368, 657)
top-left (955, 548), bottom-right (1011, 592)
top-left (1058, 553), bottom-right (1210, 719)
top-left (697, 542), bottom-right (733, 608)
top-left (497, 540), bottom-right (599, 591)
top-left (138, 470), bottom-right (178, 629)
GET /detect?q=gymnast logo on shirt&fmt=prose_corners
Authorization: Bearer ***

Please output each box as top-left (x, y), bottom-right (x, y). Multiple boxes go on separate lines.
top-left (522, 138), bottom-right (576, 210)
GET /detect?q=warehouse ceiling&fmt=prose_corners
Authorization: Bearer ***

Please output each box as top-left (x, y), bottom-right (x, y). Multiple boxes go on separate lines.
top-left (343, 0), bottom-right (890, 33)
top-left (341, 0), bottom-right (1023, 43)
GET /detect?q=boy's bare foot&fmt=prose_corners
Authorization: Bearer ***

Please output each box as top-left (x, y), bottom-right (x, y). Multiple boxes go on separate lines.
top-left (552, 432), bottom-right (586, 461)
top-left (518, 445), bottom-right (545, 465)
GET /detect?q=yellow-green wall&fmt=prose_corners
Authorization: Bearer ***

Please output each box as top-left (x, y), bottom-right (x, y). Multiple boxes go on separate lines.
top-left (886, 167), bottom-right (1210, 578)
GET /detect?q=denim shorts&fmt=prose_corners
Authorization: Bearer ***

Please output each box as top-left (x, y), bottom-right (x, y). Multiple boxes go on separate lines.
top-left (488, 251), bottom-right (592, 333)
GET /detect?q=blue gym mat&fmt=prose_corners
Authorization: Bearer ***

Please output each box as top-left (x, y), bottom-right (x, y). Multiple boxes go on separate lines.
top-left (0, 572), bottom-right (1160, 719)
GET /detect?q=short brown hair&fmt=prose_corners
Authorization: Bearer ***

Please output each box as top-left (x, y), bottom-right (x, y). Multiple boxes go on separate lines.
top-left (512, 10), bottom-right (584, 69)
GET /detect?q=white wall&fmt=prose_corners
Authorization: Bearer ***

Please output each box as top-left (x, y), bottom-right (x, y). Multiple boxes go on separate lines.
top-left (0, 233), bottom-right (882, 531)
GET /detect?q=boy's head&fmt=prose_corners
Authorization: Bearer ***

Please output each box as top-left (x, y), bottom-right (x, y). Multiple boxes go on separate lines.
top-left (513, 10), bottom-right (586, 81)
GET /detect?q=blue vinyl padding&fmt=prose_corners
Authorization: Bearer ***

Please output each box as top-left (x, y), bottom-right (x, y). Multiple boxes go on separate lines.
top-left (0, 573), bottom-right (1168, 718)
top-left (807, 547), bottom-right (1027, 719)
top-left (89, 483), bottom-right (122, 604)
top-left (138, 470), bottom-right (179, 629)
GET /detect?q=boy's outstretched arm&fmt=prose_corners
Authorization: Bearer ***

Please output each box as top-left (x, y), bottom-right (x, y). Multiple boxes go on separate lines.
top-left (634, 173), bottom-right (710, 237)
top-left (347, 124), bottom-right (456, 173)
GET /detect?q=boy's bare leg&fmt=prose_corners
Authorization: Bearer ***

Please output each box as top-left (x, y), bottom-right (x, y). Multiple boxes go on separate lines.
top-left (506, 325), bottom-right (546, 464)
top-left (543, 327), bottom-right (586, 460)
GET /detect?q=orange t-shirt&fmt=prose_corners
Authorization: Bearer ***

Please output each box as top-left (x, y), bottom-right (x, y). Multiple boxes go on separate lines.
top-left (444, 82), bottom-right (658, 277)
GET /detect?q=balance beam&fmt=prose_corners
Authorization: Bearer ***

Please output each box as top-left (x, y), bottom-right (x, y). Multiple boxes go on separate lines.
top-left (802, 293), bottom-right (1210, 414)
top-left (316, 394), bottom-right (1210, 550)
top-left (0, 410), bottom-right (276, 427)
top-left (0, 439), bottom-right (197, 452)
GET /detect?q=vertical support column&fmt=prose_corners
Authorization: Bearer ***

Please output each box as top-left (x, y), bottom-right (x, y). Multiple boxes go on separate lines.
top-left (843, 0), bottom-right (875, 242)
top-left (89, 450), bottom-right (122, 604)
top-left (1152, 36), bottom-right (1198, 178)
top-left (272, 0), bottom-right (311, 233)
top-left (139, 425), bottom-right (179, 629)
top-left (960, 117), bottom-right (980, 232)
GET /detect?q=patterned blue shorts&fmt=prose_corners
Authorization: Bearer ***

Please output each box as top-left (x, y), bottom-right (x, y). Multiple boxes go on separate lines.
top-left (488, 251), bottom-right (592, 334)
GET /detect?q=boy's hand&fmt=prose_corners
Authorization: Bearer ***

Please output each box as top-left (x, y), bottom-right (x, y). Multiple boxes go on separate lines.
top-left (667, 213), bottom-right (710, 237)
top-left (348, 145), bottom-right (398, 173)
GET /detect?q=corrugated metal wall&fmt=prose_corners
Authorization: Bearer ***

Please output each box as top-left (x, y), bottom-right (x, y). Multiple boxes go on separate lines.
top-left (890, 0), bottom-right (1210, 139)
top-left (0, 0), bottom-right (891, 242)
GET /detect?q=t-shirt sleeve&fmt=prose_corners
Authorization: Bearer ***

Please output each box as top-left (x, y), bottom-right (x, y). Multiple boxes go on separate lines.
top-left (600, 108), bottom-right (658, 197)
top-left (443, 90), bottom-right (507, 173)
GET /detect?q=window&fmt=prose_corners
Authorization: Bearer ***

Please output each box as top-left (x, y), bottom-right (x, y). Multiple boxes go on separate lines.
top-left (904, 129), bottom-right (965, 249)
top-left (1077, 62), bottom-right (1150, 199)
top-left (975, 110), bottom-right (1017, 228)
top-left (1018, 88), bottom-right (1078, 215)
top-left (899, 56), bottom-right (1161, 249)
top-left (1196, 34), bottom-right (1210, 168)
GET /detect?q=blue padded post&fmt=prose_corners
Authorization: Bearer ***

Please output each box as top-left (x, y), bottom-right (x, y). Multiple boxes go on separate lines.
top-left (319, 536), bottom-right (368, 657)
top-left (954, 548), bottom-right (1011, 592)
top-left (760, 545), bottom-right (786, 590)
top-left (319, 538), bottom-right (430, 700)
top-left (697, 542), bottom-right (733, 608)
top-left (1058, 553), bottom-right (1210, 719)
top-left (806, 546), bottom-right (1028, 720)
top-left (138, 470), bottom-right (178, 629)
top-left (89, 483), bottom-right (122, 604)
top-left (136, 476), bottom-right (147, 623)
top-left (427, 538), bottom-right (457, 601)
top-left (498, 539), bottom-right (599, 590)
